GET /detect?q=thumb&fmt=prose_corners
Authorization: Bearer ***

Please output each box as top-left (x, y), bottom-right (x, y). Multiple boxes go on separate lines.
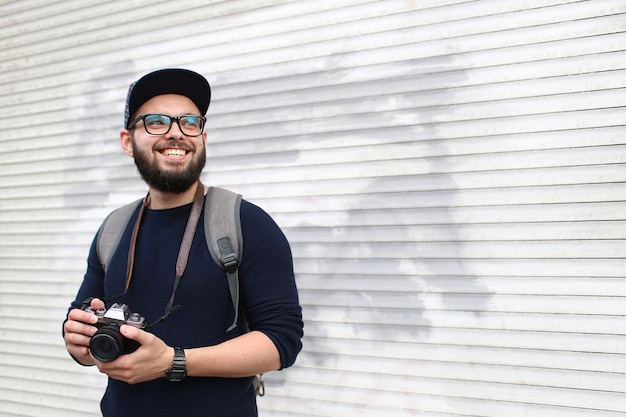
top-left (120, 324), bottom-right (145, 343)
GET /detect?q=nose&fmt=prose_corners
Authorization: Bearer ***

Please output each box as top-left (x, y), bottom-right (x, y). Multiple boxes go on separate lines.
top-left (165, 119), bottom-right (185, 140)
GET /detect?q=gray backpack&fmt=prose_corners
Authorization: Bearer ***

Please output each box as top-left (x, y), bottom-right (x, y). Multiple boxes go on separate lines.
top-left (95, 187), bottom-right (265, 395)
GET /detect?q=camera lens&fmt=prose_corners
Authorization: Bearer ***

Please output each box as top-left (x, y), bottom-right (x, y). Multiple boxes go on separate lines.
top-left (90, 325), bottom-right (124, 362)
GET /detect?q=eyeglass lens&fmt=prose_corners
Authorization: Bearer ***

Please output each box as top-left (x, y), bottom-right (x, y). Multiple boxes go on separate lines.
top-left (144, 114), bottom-right (204, 136)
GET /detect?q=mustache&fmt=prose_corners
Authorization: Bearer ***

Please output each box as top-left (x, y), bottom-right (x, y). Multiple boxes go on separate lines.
top-left (154, 141), bottom-right (194, 152)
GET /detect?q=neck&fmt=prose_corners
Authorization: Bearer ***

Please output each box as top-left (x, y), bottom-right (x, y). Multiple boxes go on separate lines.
top-left (146, 181), bottom-right (206, 209)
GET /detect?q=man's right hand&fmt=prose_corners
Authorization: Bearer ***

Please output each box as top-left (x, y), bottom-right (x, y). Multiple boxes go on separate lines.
top-left (63, 298), bottom-right (106, 366)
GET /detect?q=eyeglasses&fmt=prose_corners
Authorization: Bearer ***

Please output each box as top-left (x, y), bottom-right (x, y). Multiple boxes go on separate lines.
top-left (128, 114), bottom-right (206, 137)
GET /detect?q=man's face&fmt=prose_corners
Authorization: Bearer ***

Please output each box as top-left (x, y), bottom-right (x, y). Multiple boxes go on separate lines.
top-left (122, 94), bottom-right (207, 194)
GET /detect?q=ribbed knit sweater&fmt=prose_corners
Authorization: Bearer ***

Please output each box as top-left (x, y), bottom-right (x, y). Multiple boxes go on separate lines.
top-left (68, 199), bottom-right (303, 417)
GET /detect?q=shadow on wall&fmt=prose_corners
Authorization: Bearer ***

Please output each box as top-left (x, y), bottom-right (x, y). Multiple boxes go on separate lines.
top-left (64, 61), bottom-right (143, 214)
top-left (297, 53), bottom-right (494, 375)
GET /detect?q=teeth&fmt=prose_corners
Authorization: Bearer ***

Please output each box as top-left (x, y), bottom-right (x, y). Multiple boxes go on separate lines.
top-left (163, 149), bottom-right (186, 157)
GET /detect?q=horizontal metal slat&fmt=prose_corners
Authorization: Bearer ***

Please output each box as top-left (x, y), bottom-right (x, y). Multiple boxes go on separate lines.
top-left (294, 257), bottom-right (626, 278)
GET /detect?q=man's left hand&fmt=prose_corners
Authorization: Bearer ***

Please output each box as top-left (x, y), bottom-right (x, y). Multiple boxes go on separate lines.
top-left (93, 325), bottom-right (173, 385)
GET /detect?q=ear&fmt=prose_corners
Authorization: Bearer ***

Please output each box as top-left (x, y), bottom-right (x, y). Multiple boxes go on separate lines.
top-left (120, 129), bottom-right (134, 157)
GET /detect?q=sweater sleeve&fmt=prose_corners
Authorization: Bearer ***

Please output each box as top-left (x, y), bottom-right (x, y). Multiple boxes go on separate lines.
top-left (62, 232), bottom-right (106, 365)
top-left (238, 200), bottom-right (304, 369)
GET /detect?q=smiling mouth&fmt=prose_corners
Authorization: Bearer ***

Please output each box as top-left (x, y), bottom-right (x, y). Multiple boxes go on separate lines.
top-left (160, 148), bottom-right (188, 158)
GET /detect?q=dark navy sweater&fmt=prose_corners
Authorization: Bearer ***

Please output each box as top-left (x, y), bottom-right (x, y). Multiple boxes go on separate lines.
top-left (69, 199), bottom-right (303, 417)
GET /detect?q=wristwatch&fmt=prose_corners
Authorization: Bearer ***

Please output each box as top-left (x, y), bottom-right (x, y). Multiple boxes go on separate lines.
top-left (165, 347), bottom-right (187, 382)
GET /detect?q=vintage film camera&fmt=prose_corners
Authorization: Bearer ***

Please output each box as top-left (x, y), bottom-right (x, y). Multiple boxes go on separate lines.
top-left (81, 300), bottom-right (146, 362)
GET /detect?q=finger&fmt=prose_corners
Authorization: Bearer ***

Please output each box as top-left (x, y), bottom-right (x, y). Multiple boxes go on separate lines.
top-left (63, 314), bottom-right (97, 336)
top-left (90, 298), bottom-right (105, 310)
top-left (65, 332), bottom-right (92, 348)
top-left (67, 343), bottom-right (91, 359)
top-left (68, 308), bottom-right (98, 324)
top-left (64, 318), bottom-right (97, 338)
top-left (64, 321), bottom-right (96, 341)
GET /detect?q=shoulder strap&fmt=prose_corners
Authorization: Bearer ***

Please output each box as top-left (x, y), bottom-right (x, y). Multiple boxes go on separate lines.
top-left (204, 187), bottom-right (263, 395)
top-left (204, 187), bottom-right (243, 332)
top-left (97, 199), bottom-right (143, 273)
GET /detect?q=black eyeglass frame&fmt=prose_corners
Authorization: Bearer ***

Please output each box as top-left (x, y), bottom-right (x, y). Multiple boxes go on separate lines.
top-left (127, 113), bottom-right (207, 137)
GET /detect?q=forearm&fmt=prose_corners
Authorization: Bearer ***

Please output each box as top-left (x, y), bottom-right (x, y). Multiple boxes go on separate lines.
top-left (186, 330), bottom-right (281, 378)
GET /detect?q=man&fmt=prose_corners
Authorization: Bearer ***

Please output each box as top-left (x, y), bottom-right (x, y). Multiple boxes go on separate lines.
top-left (63, 68), bottom-right (303, 417)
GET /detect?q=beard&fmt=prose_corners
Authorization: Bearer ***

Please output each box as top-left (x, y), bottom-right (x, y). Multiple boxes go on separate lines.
top-left (131, 138), bottom-right (206, 194)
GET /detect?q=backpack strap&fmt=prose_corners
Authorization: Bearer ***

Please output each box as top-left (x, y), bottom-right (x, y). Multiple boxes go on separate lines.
top-left (204, 187), bottom-right (243, 332)
top-left (96, 199), bottom-right (143, 274)
top-left (204, 187), bottom-right (264, 395)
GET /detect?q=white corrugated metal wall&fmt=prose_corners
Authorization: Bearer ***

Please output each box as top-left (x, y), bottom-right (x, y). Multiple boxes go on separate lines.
top-left (1, 0), bottom-right (626, 416)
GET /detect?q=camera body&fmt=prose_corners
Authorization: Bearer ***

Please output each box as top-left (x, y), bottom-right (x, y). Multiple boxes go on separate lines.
top-left (82, 302), bottom-right (146, 362)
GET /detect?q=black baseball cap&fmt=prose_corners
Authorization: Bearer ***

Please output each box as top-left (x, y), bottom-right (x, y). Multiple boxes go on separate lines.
top-left (124, 68), bottom-right (211, 128)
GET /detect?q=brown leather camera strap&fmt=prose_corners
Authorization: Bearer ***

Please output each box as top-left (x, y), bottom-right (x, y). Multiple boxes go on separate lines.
top-left (124, 180), bottom-right (206, 293)
top-left (176, 181), bottom-right (205, 279)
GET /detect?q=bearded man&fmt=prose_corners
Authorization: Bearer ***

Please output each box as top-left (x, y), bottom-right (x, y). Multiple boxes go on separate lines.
top-left (63, 69), bottom-right (303, 417)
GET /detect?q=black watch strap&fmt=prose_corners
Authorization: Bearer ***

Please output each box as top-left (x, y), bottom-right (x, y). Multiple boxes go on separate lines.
top-left (166, 347), bottom-right (187, 382)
